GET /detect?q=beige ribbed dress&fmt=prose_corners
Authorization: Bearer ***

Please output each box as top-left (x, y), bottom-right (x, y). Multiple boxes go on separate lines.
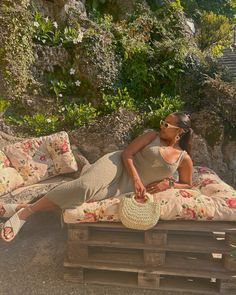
top-left (46, 135), bottom-right (186, 209)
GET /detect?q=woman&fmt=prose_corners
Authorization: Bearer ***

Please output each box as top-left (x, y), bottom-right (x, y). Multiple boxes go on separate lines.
top-left (0, 112), bottom-right (193, 242)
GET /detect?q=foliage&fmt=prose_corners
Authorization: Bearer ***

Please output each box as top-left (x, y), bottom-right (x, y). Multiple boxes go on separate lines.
top-left (100, 88), bottom-right (136, 114)
top-left (141, 93), bottom-right (184, 129)
top-left (0, 0), bottom-right (34, 101)
top-left (60, 103), bottom-right (98, 128)
top-left (181, 0), bottom-right (236, 19)
top-left (110, 2), bottom-right (191, 101)
top-left (0, 98), bottom-right (10, 113)
top-left (32, 11), bottom-right (83, 48)
top-left (196, 11), bottom-right (233, 56)
top-left (22, 113), bottom-right (60, 136)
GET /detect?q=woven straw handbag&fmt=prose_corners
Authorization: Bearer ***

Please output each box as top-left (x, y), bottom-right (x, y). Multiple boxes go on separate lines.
top-left (118, 192), bottom-right (160, 230)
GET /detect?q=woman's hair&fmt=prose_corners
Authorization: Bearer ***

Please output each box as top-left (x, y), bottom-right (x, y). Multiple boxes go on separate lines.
top-left (173, 112), bottom-right (193, 156)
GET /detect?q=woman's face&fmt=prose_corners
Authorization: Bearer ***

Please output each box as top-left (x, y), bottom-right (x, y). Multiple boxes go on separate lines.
top-left (159, 113), bottom-right (181, 141)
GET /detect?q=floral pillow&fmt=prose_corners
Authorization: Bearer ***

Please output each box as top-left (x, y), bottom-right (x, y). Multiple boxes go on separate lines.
top-left (192, 166), bottom-right (234, 196)
top-left (0, 167), bottom-right (24, 197)
top-left (3, 138), bottom-right (56, 185)
top-left (0, 151), bottom-right (10, 169)
top-left (43, 131), bottom-right (78, 174)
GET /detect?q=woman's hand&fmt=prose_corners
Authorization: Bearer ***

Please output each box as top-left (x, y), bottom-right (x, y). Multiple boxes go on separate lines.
top-left (133, 177), bottom-right (146, 198)
top-left (146, 179), bottom-right (170, 194)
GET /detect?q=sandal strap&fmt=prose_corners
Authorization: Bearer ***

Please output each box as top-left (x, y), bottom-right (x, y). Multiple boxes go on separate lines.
top-left (1, 209), bottom-right (26, 242)
top-left (0, 204), bottom-right (18, 218)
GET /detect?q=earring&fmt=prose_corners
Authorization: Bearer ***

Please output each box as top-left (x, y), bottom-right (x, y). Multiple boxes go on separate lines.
top-left (176, 134), bottom-right (180, 141)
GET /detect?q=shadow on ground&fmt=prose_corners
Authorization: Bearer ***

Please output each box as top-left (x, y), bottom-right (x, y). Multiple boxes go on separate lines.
top-left (1, 213), bottom-right (178, 295)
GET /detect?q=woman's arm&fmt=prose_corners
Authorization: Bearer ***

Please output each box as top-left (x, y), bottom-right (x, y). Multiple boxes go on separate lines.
top-left (122, 130), bottom-right (158, 197)
top-left (146, 153), bottom-right (193, 193)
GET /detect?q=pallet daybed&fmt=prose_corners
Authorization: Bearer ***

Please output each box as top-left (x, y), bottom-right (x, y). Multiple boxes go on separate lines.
top-left (64, 220), bottom-right (236, 294)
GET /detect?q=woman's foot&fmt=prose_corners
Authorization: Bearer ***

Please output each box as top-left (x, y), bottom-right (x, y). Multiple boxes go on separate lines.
top-left (0, 204), bottom-right (28, 219)
top-left (1, 206), bottom-right (34, 242)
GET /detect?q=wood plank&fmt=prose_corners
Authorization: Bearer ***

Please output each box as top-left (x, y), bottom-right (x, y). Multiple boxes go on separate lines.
top-left (223, 255), bottom-right (236, 271)
top-left (64, 259), bottom-right (235, 280)
top-left (145, 231), bottom-right (167, 247)
top-left (165, 252), bottom-right (223, 272)
top-left (144, 250), bottom-right (165, 266)
top-left (67, 244), bottom-right (88, 262)
top-left (64, 267), bottom-right (221, 294)
top-left (138, 273), bottom-right (160, 288)
top-left (88, 246), bottom-right (144, 266)
top-left (90, 228), bottom-right (145, 244)
top-left (220, 278), bottom-right (236, 293)
top-left (66, 233), bottom-right (231, 254)
top-left (67, 221), bottom-right (236, 233)
top-left (160, 275), bottom-right (219, 295)
top-left (68, 227), bottom-right (89, 241)
top-left (63, 267), bottom-right (84, 283)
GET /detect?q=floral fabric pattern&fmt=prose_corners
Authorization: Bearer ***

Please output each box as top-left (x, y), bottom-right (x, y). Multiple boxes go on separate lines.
top-left (64, 166), bottom-right (236, 224)
top-left (2, 131), bottom-right (78, 189)
top-left (0, 151), bottom-right (10, 169)
top-left (3, 138), bottom-right (56, 185)
top-left (0, 167), bottom-right (24, 197)
top-left (43, 131), bottom-right (78, 174)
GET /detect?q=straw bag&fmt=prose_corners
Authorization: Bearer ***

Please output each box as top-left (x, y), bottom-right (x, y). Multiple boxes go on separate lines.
top-left (118, 193), bottom-right (160, 230)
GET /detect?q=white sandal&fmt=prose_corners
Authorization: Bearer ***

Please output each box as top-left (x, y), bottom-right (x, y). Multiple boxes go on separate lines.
top-left (1, 206), bottom-right (35, 242)
top-left (0, 204), bottom-right (19, 219)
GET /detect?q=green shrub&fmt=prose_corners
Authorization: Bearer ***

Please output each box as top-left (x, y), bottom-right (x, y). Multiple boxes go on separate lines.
top-left (141, 93), bottom-right (184, 129)
top-left (32, 11), bottom-right (83, 47)
top-left (61, 103), bottom-right (98, 128)
top-left (0, 0), bottom-right (34, 101)
top-left (0, 98), bottom-right (10, 113)
top-left (100, 88), bottom-right (136, 114)
top-left (196, 11), bottom-right (233, 56)
top-left (23, 113), bottom-right (60, 135)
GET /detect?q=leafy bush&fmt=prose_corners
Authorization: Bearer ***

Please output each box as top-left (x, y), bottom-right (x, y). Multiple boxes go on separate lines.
top-left (100, 88), bottom-right (136, 114)
top-left (196, 11), bottom-right (233, 56)
top-left (61, 103), bottom-right (98, 128)
top-left (22, 113), bottom-right (60, 135)
top-left (0, 0), bottom-right (34, 101)
top-left (181, 0), bottom-right (236, 19)
top-left (32, 12), bottom-right (83, 47)
top-left (0, 98), bottom-right (10, 113)
top-left (141, 93), bottom-right (184, 129)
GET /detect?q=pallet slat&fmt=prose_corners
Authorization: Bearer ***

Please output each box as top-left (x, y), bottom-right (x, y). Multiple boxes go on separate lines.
top-left (64, 221), bottom-right (236, 294)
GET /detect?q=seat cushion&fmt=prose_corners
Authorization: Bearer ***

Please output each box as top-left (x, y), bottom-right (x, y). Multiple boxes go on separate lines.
top-left (0, 151), bottom-right (24, 197)
top-left (3, 131), bottom-right (78, 187)
top-left (63, 166), bottom-right (236, 223)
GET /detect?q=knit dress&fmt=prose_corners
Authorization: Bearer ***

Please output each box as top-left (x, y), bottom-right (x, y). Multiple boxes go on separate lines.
top-left (46, 135), bottom-right (186, 209)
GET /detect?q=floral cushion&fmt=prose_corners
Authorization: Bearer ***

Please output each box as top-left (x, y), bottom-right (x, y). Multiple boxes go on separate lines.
top-left (3, 138), bottom-right (56, 185)
top-left (0, 151), bottom-right (10, 169)
top-left (2, 131), bottom-right (78, 187)
top-left (42, 131), bottom-right (78, 174)
top-left (0, 167), bottom-right (24, 197)
top-left (63, 166), bottom-right (236, 223)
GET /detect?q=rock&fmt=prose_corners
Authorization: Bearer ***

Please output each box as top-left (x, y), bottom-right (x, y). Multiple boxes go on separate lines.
top-left (69, 108), bottom-right (139, 162)
top-left (0, 130), bottom-right (23, 147)
top-left (73, 27), bottom-right (121, 100)
top-left (32, 44), bottom-right (70, 76)
top-left (191, 110), bottom-right (224, 147)
top-left (58, 0), bottom-right (87, 23)
top-left (223, 141), bottom-right (236, 186)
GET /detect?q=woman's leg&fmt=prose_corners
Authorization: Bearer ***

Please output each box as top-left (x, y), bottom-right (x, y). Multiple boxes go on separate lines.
top-left (1, 196), bottom-right (60, 240)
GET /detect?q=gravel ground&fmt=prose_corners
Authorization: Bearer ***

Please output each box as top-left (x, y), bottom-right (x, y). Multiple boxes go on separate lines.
top-left (0, 213), bottom-right (192, 295)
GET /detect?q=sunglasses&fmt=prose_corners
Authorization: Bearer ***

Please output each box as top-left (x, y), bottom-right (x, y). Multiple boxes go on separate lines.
top-left (160, 120), bottom-right (179, 129)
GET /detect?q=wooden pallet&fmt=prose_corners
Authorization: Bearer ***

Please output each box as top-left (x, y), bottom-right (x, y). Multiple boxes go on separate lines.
top-left (64, 221), bottom-right (236, 294)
